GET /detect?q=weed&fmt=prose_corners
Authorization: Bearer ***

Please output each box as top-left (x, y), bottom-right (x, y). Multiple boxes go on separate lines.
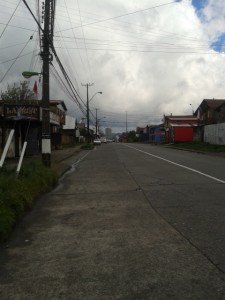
top-left (0, 161), bottom-right (58, 243)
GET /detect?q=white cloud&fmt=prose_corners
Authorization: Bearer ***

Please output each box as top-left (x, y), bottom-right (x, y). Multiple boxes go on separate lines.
top-left (1, 0), bottom-right (225, 131)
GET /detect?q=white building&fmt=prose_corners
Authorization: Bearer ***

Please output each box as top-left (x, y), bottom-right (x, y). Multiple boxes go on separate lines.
top-left (105, 128), bottom-right (112, 139)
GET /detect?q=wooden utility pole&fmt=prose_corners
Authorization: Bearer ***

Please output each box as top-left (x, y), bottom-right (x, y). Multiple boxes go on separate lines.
top-left (95, 108), bottom-right (98, 138)
top-left (82, 83), bottom-right (93, 142)
top-left (41, 0), bottom-right (53, 167)
top-left (126, 111), bottom-right (128, 134)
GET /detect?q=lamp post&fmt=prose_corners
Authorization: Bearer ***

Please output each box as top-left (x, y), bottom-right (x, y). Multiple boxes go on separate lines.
top-left (189, 104), bottom-right (194, 115)
top-left (97, 116), bottom-right (106, 137)
top-left (82, 87), bottom-right (102, 141)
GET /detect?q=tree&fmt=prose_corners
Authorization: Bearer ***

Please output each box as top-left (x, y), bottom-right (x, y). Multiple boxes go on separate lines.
top-left (128, 130), bottom-right (138, 143)
top-left (0, 81), bottom-right (36, 101)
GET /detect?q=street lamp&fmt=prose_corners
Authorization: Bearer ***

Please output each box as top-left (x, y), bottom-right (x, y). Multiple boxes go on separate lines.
top-left (90, 91), bottom-right (102, 102)
top-left (22, 71), bottom-right (41, 78)
top-left (189, 104), bottom-right (194, 115)
top-left (97, 116), bottom-right (106, 137)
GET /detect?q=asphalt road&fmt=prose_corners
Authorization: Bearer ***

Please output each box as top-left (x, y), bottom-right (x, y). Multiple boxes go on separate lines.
top-left (1, 143), bottom-right (225, 299)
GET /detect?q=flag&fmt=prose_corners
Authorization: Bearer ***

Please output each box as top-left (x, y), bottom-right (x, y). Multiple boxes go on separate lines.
top-left (33, 81), bottom-right (38, 94)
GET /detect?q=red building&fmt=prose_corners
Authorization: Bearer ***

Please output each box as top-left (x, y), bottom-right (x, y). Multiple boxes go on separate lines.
top-left (164, 115), bottom-right (199, 143)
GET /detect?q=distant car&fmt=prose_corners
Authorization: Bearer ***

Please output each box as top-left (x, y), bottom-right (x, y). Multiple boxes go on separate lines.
top-left (93, 139), bottom-right (101, 145)
top-left (100, 137), bottom-right (107, 143)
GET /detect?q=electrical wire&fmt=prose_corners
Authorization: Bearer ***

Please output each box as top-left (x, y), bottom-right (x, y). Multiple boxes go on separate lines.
top-left (0, 33), bottom-right (36, 83)
top-left (0, 0), bottom-right (22, 39)
top-left (54, 45), bottom-right (220, 55)
top-left (0, 22), bottom-right (36, 32)
top-left (20, 0), bottom-right (88, 118)
top-left (76, 0), bottom-right (93, 84)
top-left (55, 1), bottom-right (179, 34)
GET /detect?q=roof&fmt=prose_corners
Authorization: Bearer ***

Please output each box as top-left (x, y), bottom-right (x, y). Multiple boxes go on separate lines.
top-left (170, 123), bottom-right (197, 127)
top-left (165, 114), bottom-right (194, 119)
top-left (201, 99), bottom-right (225, 111)
top-left (168, 117), bottom-right (198, 121)
top-left (0, 99), bottom-right (68, 111)
top-left (50, 100), bottom-right (67, 111)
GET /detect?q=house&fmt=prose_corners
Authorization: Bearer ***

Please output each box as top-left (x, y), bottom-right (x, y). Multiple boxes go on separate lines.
top-left (149, 124), bottom-right (166, 144)
top-left (195, 99), bottom-right (225, 125)
top-left (0, 99), bottom-right (67, 157)
top-left (164, 114), bottom-right (199, 143)
top-left (61, 115), bottom-right (76, 146)
top-left (194, 99), bottom-right (225, 145)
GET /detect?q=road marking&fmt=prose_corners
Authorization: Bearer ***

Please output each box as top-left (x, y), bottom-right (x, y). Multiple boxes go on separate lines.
top-left (125, 145), bottom-right (225, 184)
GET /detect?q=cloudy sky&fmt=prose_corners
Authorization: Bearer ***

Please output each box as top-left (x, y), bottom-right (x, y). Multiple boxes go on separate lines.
top-left (0, 0), bottom-right (225, 132)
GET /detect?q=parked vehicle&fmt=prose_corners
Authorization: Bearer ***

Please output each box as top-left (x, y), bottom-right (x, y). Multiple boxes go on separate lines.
top-left (93, 139), bottom-right (101, 145)
top-left (100, 137), bottom-right (107, 143)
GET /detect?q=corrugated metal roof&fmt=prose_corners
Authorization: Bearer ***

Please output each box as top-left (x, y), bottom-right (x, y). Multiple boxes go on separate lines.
top-left (170, 123), bottom-right (197, 127)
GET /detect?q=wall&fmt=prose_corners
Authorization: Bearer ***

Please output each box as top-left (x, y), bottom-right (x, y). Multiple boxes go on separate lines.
top-left (204, 123), bottom-right (225, 145)
top-left (174, 127), bottom-right (193, 142)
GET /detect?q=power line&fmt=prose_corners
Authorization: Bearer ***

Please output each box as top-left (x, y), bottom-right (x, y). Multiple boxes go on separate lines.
top-left (0, 22), bottom-right (36, 32)
top-left (0, 33), bottom-right (35, 83)
top-left (22, 0), bottom-right (43, 33)
top-left (0, 0), bottom-right (22, 39)
top-left (55, 1), bottom-right (179, 34)
top-left (76, 0), bottom-right (93, 84)
top-left (54, 45), bottom-right (221, 55)
top-left (0, 40), bottom-right (36, 50)
top-left (0, 50), bottom-right (38, 64)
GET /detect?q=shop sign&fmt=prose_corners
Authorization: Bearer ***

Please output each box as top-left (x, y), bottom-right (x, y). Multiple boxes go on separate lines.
top-left (4, 105), bottom-right (39, 119)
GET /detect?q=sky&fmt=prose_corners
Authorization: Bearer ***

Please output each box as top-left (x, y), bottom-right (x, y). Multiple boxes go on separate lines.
top-left (0, 0), bottom-right (225, 133)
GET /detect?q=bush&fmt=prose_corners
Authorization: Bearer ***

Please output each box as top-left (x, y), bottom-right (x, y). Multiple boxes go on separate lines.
top-left (0, 161), bottom-right (58, 243)
top-left (80, 143), bottom-right (94, 150)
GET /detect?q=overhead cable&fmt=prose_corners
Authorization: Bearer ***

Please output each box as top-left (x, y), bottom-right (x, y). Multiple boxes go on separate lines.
top-left (0, 0), bottom-right (22, 39)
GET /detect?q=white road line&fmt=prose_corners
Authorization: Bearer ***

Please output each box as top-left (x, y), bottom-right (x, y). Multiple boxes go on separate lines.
top-left (125, 144), bottom-right (225, 184)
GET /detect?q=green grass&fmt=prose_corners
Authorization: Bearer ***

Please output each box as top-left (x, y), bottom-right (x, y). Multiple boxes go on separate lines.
top-left (173, 142), bottom-right (225, 153)
top-left (80, 143), bottom-right (94, 150)
top-left (0, 161), bottom-right (58, 243)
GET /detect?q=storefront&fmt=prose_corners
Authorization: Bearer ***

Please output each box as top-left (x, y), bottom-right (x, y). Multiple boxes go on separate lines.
top-left (0, 100), bottom-right (66, 157)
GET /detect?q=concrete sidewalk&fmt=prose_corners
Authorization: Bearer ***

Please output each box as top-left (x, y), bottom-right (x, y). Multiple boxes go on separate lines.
top-left (1, 143), bottom-right (225, 299)
top-left (51, 145), bottom-right (83, 175)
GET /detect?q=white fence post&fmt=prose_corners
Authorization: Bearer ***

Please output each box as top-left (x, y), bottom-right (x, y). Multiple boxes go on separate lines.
top-left (0, 129), bottom-right (15, 168)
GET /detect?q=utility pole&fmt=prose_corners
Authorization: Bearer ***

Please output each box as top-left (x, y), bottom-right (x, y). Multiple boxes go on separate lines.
top-left (126, 111), bottom-right (128, 134)
top-left (95, 108), bottom-right (98, 138)
top-left (82, 83), bottom-right (93, 142)
top-left (41, 0), bottom-right (53, 167)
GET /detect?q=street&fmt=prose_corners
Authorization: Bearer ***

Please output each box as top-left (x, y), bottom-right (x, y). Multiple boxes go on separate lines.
top-left (1, 143), bottom-right (225, 299)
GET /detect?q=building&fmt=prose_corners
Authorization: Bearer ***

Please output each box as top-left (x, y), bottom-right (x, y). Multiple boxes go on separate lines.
top-left (0, 99), bottom-right (67, 157)
top-left (105, 128), bottom-right (112, 139)
top-left (195, 99), bottom-right (225, 145)
top-left (61, 115), bottom-right (76, 146)
top-left (164, 114), bottom-right (199, 143)
top-left (195, 99), bottom-right (225, 125)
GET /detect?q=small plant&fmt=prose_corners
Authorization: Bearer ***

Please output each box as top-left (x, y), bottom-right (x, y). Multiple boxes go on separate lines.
top-left (80, 143), bottom-right (94, 150)
top-left (0, 161), bottom-right (58, 243)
